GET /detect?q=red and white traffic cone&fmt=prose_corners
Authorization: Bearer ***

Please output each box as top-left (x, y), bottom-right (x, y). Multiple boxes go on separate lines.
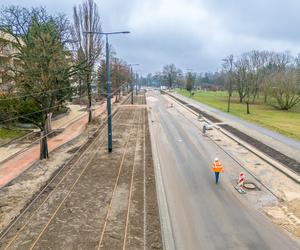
top-left (235, 172), bottom-right (247, 194)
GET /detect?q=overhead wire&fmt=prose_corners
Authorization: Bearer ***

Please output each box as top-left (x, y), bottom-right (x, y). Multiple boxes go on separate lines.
top-left (0, 81), bottom-right (130, 124)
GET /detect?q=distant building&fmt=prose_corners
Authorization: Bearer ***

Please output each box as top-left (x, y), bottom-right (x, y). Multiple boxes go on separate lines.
top-left (0, 31), bottom-right (22, 93)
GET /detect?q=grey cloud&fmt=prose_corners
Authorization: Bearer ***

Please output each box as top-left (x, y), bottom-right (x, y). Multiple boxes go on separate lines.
top-left (1, 0), bottom-right (300, 74)
top-left (203, 0), bottom-right (300, 42)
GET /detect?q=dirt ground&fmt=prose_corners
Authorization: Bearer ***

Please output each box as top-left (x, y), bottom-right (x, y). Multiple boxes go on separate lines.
top-left (0, 94), bottom-right (162, 249)
top-left (0, 100), bottom-right (119, 235)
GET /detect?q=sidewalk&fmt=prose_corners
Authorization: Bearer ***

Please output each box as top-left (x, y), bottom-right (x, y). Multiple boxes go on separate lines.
top-left (0, 99), bottom-right (114, 188)
top-left (172, 92), bottom-right (300, 163)
top-left (0, 104), bottom-right (87, 162)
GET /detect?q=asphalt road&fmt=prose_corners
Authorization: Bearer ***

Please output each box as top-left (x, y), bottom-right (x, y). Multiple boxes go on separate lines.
top-left (147, 90), bottom-right (299, 250)
top-left (173, 92), bottom-right (300, 151)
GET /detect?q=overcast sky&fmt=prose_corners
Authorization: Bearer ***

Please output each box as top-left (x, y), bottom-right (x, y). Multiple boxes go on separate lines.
top-left (2, 0), bottom-right (300, 75)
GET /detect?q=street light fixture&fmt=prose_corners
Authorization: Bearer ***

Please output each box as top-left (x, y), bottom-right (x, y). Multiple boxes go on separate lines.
top-left (84, 30), bottom-right (130, 152)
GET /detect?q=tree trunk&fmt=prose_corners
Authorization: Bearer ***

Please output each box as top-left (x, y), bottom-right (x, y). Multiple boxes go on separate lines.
top-left (79, 79), bottom-right (82, 106)
top-left (264, 94), bottom-right (268, 103)
top-left (40, 128), bottom-right (49, 160)
top-left (46, 113), bottom-right (52, 132)
top-left (227, 94), bottom-right (231, 112)
top-left (246, 101), bottom-right (250, 114)
top-left (87, 75), bottom-right (92, 123)
top-left (239, 95), bottom-right (243, 103)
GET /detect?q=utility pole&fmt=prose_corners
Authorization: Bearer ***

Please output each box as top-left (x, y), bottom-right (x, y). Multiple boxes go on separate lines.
top-left (135, 73), bottom-right (138, 95)
top-left (131, 67), bottom-right (134, 104)
top-left (105, 34), bottom-right (113, 152)
top-left (84, 31), bottom-right (130, 152)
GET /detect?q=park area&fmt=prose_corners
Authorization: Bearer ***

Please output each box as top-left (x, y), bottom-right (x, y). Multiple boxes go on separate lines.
top-left (177, 89), bottom-right (300, 141)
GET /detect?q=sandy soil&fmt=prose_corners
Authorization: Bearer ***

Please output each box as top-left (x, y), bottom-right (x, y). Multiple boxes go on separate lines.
top-left (0, 114), bottom-right (101, 233)
top-left (0, 101), bottom-right (119, 234)
top-left (0, 94), bottom-right (162, 249)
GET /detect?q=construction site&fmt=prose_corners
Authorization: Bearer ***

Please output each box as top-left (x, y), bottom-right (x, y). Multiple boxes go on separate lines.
top-left (0, 94), bottom-right (162, 249)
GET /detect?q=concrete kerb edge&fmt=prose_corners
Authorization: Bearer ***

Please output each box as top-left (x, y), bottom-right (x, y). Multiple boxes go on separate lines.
top-left (218, 128), bottom-right (300, 184)
top-left (164, 92), bottom-right (282, 199)
top-left (147, 106), bottom-right (176, 250)
top-left (166, 91), bottom-right (300, 185)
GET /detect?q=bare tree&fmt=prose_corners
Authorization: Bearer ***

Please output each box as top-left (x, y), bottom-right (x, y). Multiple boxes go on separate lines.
top-left (233, 56), bottom-right (248, 103)
top-left (222, 54), bottom-right (234, 112)
top-left (161, 64), bottom-right (181, 88)
top-left (270, 69), bottom-right (300, 110)
top-left (248, 50), bottom-right (264, 103)
top-left (72, 0), bottom-right (102, 123)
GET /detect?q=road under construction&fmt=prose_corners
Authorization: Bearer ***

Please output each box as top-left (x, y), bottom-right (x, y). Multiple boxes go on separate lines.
top-left (0, 94), bottom-right (162, 249)
top-left (0, 89), bottom-right (299, 249)
top-left (147, 89), bottom-right (300, 249)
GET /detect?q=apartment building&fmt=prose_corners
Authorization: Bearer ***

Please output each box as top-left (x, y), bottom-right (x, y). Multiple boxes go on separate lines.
top-left (0, 31), bottom-right (21, 93)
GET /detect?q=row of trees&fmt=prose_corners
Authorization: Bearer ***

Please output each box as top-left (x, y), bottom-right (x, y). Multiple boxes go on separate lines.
top-left (151, 64), bottom-right (197, 95)
top-left (222, 51), bottom-right (300, 112)
top-left (152, 64), bottom-right (222, 91)
top-left (97, 55), bottom-right (131, 102)
top-left (152, 51), bottom-right (300, 113)
top-left (0, 0), bottom-right (131, 159)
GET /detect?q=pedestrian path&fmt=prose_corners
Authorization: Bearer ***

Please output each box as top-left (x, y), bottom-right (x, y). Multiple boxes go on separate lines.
top-left (172, 92), bottom-right (300, 162)
top-left (0, 100), bottom-right (114, 188)
top-left (0, 105), bottom-right (86, 162)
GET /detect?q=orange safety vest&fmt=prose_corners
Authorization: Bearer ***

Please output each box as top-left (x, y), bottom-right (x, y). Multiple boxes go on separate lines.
top-left (211, 161), bottom-right (224, 173)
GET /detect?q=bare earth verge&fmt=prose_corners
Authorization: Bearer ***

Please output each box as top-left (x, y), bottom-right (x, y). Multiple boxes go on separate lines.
top-left (0, 94), bottom-right (162, 249)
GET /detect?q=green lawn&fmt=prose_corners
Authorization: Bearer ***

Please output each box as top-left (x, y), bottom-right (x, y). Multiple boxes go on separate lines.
top-left (176, 89), bottom-right (300, 141)
top-left (0, 127), bottom-right (28, 140)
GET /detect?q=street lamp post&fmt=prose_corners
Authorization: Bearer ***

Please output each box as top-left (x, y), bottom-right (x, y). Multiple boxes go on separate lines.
top-left (84, 31), bottom-right (130, 152)
top-left (136, 73), bottom-right (138, 95)
top-left (130, 67), bottom-right (134, 104)
top-left (105, 32), bottom-right (130, 152)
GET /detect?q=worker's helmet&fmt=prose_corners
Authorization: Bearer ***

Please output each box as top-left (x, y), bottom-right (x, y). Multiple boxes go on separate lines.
top-left (214, 157), bottom-right (219, 162)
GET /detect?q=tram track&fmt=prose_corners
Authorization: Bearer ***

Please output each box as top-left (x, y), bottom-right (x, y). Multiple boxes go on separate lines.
top-left (0, 108), bottom-right (126, 249)
top-left (97, 108), bottom-right (141, 249)
top-left (0, 93), bottom-right (162, 250)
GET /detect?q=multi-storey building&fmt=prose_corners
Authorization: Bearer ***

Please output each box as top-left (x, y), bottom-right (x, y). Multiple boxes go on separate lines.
top-left (0, 31), bottom-right (21, 93)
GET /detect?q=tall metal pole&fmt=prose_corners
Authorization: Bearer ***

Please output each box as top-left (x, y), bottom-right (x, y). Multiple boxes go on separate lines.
top-left (130, 67), bottom-right (134, 104)
top-left (106, 34), bottom-right (112, 152)
top-left (135, 73), bottom-right (138, 95)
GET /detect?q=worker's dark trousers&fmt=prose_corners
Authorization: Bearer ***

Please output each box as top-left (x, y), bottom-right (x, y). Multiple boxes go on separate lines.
top-left (215, 172), bottom-right (220, 183)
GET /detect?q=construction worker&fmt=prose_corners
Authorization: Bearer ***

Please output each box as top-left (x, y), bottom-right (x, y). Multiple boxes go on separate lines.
top-left (211, 158), bottom-right (224, 184)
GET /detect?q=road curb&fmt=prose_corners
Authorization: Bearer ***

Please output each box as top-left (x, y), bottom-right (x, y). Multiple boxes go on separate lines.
top-left (217, 127), bottom-right (300, 184)
top-left (147, 105), bottom-right (176, 250)
top-left (165, 91), bottom-right (300, 185)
